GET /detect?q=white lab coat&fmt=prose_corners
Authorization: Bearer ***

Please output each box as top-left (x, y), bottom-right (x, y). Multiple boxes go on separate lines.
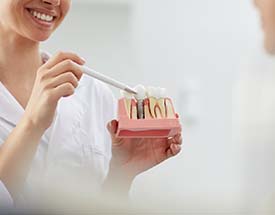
top-left (0, 52), bottom-right (116, 206)
top-left (0, 181), bottom-right (13, 208)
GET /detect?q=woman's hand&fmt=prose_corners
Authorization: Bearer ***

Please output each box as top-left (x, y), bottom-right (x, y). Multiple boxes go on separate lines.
top-left (24, 52), bottom-right (85, 132)
top-left (104, 120), bottom-right (182, 195)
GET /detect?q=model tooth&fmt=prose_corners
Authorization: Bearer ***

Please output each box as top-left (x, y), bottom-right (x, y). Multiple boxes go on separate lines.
top-left (148, 87), bottom-right (165, 118)
top-left (120, 90), bottom-right (133, 119)
top-left (154, 105), bottom-right (162, 119)
top-left (156, 87), bottom-right (166, 118)
top-left (134, 85), bottom-right (146, 119)
top-left (124, 99), bottom-right (132, 119)
top-left (159, 88), bottom-right (168, 98)
top-left (165, 98), bottom-right (176, 118)
top-left (144, 98), bottom-right (153, 119)
top-left (131, 99), bottom-right (138, 120)
top-left (147, 86), bottom-right (156, 98)
top-left (146, 87), bottom-right (157, 119)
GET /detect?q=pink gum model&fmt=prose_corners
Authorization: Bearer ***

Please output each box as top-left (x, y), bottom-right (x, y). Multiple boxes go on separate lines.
top-left (116, 98), bottom-right (182, 138)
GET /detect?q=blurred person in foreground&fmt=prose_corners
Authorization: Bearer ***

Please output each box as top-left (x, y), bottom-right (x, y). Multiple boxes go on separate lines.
top-left (235, 0), bottom-right (275, 213)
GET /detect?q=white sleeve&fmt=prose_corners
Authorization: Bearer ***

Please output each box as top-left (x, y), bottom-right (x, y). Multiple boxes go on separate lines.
top-left (0, 181), bottom-right (13, 207)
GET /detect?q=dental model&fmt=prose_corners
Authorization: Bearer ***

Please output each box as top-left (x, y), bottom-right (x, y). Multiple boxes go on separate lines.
top-left (116, 85), bottom-right (181, 138)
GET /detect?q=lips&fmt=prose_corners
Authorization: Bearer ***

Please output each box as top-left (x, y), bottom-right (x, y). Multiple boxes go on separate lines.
top-left (25, 7), bottom-right (58, 29)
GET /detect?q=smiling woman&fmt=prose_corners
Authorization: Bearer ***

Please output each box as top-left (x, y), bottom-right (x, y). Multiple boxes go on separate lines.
top-left (0, 0), bottom-right (70, 41)
top-left (0, 0), bottom-right (182, 211)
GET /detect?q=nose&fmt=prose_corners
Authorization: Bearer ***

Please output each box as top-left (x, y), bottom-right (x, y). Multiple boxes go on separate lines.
top-left (42, 0), bottom-right (60, 6)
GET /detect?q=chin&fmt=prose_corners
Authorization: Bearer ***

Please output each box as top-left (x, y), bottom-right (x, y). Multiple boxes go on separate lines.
top-left (25, 32), bottom-right (52, 42)
top-left (36, 35), bottom-right (51, 42)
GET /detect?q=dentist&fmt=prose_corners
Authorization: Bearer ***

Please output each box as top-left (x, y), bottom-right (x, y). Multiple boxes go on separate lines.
top-left (0, 0), bottom-right (182, 208)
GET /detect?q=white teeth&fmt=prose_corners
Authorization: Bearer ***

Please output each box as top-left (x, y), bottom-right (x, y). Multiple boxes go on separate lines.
top-left (29, 9), bottom-right (54, 22)
top-left (46, 15), bottom-right (52, 21)
top-left (121, 85), bottom-right (174, 119)
top-left (147, 86), bottom-right (156, 98)
top-left (147, 87), bottom-right (167, 99)
top-left (147, 86), bottom-right (159, 98)
top-left (159, 88), bottom-right (167, 98)
top-left (155, 87), bottom-right (162, 99)
top-left (134, 85), bottom-right (146, 100)
top-left (122, 86), bottom-right (167, 100)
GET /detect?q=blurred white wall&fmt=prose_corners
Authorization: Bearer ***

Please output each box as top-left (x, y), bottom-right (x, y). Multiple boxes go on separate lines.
top-left (41, 0), bottom-right (267, 213)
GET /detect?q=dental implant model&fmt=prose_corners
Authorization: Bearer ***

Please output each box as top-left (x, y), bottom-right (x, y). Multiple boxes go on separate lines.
top-left (116, 85), bottom-right (181, 138)
top-left (134, 85), bottom-right (146, 119)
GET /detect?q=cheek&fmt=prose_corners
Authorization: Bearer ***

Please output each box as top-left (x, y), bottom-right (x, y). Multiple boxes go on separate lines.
top-left (0, 2), bottom-right (20, 29)
top-left (55, 1), bottom-right (71, 28)
top-left (61, 1), bottom-right (71, 19)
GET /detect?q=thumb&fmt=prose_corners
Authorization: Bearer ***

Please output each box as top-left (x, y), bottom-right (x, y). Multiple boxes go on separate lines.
top-left (107, 120), bottom-right (118, 139)
top-left (107, 120), bottom-right (123, 146)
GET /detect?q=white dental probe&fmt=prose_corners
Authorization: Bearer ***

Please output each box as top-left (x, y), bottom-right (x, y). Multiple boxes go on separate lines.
top-left (82, 66), bottom-right (137, 95)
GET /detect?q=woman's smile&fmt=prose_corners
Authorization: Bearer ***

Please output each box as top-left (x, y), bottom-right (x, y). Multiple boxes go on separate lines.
top-left (25, 7), bottom-right (58, 29)
top-left (0, 0), bottom-right (71, 41)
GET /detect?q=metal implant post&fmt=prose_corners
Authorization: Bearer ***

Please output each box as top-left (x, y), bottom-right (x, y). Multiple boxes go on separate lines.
top-left (137, 99), bottom-right (144, 119)
top-left (134, 85), bottom-right (147, 120)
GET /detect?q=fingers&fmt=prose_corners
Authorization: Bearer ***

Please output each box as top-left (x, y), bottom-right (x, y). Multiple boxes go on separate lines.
top-left (52, 83), bottom-right (76, 100)
top-left (48, 59), bottom-right (83, 81)
top-left (107, 120), bottom-right (118, 141)
top-left (168, 133), bottom-right (182, 146)
top-left (107, 120), bottom-right (123, 146)
top-left (47, 72), bottom-right (79, 89)
top-left (36, 51), bottom-right (85, 101)
top-left (166, 133), bottom-right (182, 158)
top-left (43, 51), bottom-right (85, 70)
top-left (166, 143), bottom-right (181, 159)
top-left (107, 120), bottom-right (118, 136)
